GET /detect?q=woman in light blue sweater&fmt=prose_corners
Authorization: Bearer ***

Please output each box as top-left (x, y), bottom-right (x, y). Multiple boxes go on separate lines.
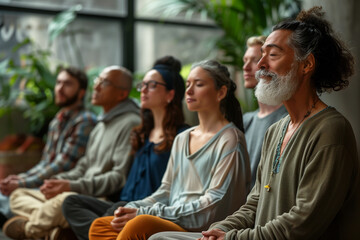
top-left (89, 60), bottom-right (250, 240)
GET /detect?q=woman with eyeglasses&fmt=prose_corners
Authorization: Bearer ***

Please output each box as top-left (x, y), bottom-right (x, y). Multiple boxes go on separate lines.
top-left (88, 60), bottom-right (251, 240)
top-left (62, 56), bottom-right (188, 240)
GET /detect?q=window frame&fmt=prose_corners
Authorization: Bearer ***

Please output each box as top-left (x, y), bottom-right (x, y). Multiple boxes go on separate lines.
top-left (0, 0), bottom-right (219, 72)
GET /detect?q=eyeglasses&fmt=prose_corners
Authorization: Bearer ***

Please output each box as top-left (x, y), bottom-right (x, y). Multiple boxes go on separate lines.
top-left (136, 80), bottom-right (167, 92)
top-left (94, 77), bottom-right (122, 89)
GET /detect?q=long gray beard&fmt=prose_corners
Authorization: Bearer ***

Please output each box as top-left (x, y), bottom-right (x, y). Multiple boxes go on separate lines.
top-left (254, 65), bottom-right (299, 106)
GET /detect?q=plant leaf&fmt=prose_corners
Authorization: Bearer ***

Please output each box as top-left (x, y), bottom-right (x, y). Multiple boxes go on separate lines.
top-left (48, 4), bottom-right (83, 45)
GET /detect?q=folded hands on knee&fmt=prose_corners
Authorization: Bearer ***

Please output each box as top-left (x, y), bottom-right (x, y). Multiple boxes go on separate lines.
top-left (199, 228), bottom-right (226, 240)
top-left (111, 207), bottom-right (138, 232)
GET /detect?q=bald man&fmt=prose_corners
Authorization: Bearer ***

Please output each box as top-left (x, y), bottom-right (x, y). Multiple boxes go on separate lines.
top-left (3, 66), bottom-right (141, 240)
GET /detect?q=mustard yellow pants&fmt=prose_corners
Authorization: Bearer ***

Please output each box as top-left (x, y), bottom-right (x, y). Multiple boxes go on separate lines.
top-left (89, 214), bottom-right (186, 240)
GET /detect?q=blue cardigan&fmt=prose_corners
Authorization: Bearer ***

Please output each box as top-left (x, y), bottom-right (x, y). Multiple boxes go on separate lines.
top-left (119, 126), bottom-right (188, 202)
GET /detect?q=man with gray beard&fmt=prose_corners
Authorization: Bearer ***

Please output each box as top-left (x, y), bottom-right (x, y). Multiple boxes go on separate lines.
top-left (149, 6), bottom-right (359, 240)
top-left (254, 61), bottom-right (300, 106)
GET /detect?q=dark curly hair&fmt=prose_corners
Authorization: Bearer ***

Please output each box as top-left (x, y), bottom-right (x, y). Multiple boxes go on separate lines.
top-left (131, 56), bottom-right (186, 154)
top-left (191, 60), bottom-right (244, 132)
top-left (273, 6), bottom-right (354, 93)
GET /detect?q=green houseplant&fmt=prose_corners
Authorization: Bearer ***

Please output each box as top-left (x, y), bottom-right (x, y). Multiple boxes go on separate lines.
top-left (0, 5), bottom-right (90, 178)
top-left (0, 39), bottom-right (57, 177)
top-left (0, 5), bottom-right (87, 139)
top-left (0, 38), bottom-right (59, 138)
top-left (146, 0), bottom-right (300, 70)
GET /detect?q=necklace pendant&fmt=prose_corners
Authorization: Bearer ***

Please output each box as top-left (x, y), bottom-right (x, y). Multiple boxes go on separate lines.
top-left (264, 185), bottom-right (271, 192)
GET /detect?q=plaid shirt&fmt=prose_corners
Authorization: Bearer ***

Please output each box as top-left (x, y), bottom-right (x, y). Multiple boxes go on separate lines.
top-left (18, 104), bottom-right (97, 188)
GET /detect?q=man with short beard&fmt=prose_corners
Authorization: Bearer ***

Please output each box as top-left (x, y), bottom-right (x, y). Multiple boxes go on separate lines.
top-left (149, 6), bottom-right (359, 240)
top-left (242, 36), bottom-right (288, 189)
top-left (0, 67), bottom-right (96, 226)
top-left (3, 66), bottom-right (141, 240)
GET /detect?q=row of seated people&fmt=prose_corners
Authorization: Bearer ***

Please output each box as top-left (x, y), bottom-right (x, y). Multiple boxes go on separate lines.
top-left (1, 6), bottom-right (360, 240)
top-left (0, 55), bottom-right (251, 240)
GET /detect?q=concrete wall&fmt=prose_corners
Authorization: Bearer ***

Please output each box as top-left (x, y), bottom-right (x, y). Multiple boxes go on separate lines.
top-left (303, 0), bottom-right (360, 153)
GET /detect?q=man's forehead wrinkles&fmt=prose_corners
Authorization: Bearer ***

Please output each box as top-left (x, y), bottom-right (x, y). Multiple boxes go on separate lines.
top-left (262, 44), bottom-right (284, 52)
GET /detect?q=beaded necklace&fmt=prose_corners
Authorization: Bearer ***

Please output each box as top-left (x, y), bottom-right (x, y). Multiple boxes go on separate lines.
top-left (264, 98), bottom-right (318, 192)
